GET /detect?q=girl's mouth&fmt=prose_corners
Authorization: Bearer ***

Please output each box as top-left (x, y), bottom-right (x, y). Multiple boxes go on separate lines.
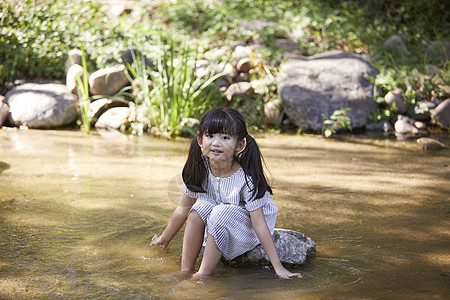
top-left (211, 149), bottom-right (223, 155)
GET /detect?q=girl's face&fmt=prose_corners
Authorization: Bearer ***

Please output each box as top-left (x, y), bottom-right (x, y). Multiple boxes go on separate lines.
top-left (197, 132), bottom-right (245, 166)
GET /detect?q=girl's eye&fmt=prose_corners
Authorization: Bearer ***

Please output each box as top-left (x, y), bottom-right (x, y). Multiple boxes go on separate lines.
top-left (222, 136), bottom-right (230, 140)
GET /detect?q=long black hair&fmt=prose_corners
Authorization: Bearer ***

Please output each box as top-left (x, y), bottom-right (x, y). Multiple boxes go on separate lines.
top-left (182, 107), bottom-right (272, 199)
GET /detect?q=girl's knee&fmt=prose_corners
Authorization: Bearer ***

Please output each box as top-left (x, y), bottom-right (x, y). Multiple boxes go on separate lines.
top-left (187, 210), bottom-right (204, 226)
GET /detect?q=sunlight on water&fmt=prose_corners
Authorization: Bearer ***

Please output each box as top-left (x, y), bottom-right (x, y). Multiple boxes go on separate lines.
top-left (0, 129), bottom-right (449, 299)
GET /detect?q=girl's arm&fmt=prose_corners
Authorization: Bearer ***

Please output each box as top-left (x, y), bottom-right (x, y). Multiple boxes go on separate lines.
top-left (150, 194), bottom-right (196, 249)
top-left (250, 207), bottom-right (302, 279)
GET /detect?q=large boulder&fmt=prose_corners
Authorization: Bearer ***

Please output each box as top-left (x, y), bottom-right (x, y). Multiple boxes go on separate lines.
top-left (431, 99), bottom-right (450, 127)
top-left (5, 83), bottom-right (78, 128)
top-left (278, 51), bottom-right (379, 132)
top-left (233, 229), bottom-right (316, 265)
top-left (88, 64), bottom-right (129, 96)
top-left (0, 96), bottom-right (9, 126)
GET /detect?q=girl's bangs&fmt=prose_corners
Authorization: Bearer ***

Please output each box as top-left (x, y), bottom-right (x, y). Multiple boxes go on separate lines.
top-left (200, 113), bottom-right (237, 136)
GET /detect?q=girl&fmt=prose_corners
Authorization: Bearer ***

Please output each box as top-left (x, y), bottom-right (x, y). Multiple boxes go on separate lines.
top-left (150, 107), bottom-right (301, 279)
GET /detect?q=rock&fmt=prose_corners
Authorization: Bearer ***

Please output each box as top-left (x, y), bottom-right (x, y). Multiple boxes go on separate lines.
top-left (278, 51), bottom-right (379, 132)
top-left (431, 99), bottom-right (450, 127)
top-left (264, 99), bottom-right (283, 125)
top-left (411, 101), bottom-right (436, 122)
top-left (385, 88), bottom-right (408, 114)
top-left (417, 137), bottom-right (447, 150)
top-left (217, 62), bottom-right (237, 81)
top-left (89, 64), bottom-right (129, 96)
top-left (225, 82), bottom-right (253, 101)
top-left (394, 116), bottom-right (418, 134)
top-left (275, 39), bottom-right (299, 53)
top-left (239, 19), bottom-right (277, 32)
top-left (88, 97), bottom-right (128, 125)
top-left (179, 118), bottom-right (200, 137)
top-left (233, 45), bottom-right (253, 59)
top-left (121, 49), bottom-right (154, 70)
top-left (384, 35), bottom-right (408, 55)
top-left (5, 83), bottom-right (78, 128)
top-left (366, 121), bottom-right (393, 132)
top-left (66, 64), bottom-right (87, 96)
top-left (234, 229), bottom-right (316, 265)
top-left (0, 96), bottom-right (9, 126)
top-left (65, 49), bottom-right (83, 73)
top-left (414, 121), bottom-right (428, 130)
top-left (425, 64), bottom-right (441, 76)
top-left (236, 57), bottom-right (252, 73)
top-left (94, 107), bottom-right (130, 130)
top-left (426, 41), bottom-right (450, 61)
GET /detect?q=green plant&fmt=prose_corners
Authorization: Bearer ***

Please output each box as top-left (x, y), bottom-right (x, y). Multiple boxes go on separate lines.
top-left (127, 42), bottom-right (225, 137)
top-left (68, 48), bottom-right (91, 134)
top-left (322, 107), bottom-right (352, 137)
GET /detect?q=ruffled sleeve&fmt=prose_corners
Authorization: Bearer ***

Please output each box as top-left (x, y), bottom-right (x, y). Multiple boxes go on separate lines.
top-left (181, 183), bottom-right (200, 199)
top-left (241, 177), bottom-right (269, 211)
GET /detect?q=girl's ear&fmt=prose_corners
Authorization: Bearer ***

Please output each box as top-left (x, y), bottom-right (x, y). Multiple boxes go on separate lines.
top-left (197, 136), bottom-right (202, 149)
top-left (235, 137), bottom-right (246, 155)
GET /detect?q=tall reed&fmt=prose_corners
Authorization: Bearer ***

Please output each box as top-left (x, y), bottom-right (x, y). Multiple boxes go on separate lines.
top-left (127, 43), bottom-right (225, 136)
top-left (68, 48), bottom-right (91, 134)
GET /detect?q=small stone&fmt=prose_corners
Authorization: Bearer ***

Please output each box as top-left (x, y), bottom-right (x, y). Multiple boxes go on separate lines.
top-left (417, 137), bottom-right (447, 150)
top-left (0, 98), bottom-right (10, 126)
top-left (66, 64), bottom-right (87, 96)
top-left (394, 117), bottom-right (418, 134)
top-left (95, 107), bottom-right (130, 130)
top-left (65, 49), bottom-right (83, 73)
top-left (236, 58), bottom-right (252, 73)
top-left (89, 64), bottom-right (129, 96)
top-left (225, 82), bottom-right (253, 101)
top-left (385, 88), bottom-right (408, 114)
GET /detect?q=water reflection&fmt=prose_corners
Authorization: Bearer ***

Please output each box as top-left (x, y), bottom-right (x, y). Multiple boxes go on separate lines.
top-left (0, 129), bottom-right (448, 299)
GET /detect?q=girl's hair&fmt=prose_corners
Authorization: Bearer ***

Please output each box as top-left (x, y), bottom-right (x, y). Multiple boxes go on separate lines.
top-left (182, 107), bottom-right (272, 199)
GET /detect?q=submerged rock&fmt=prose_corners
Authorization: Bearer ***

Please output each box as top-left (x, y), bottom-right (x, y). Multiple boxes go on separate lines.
top-left (417, 137), bottom-right (447, 151)
top-left (233, 229), bottom-right (316, 265)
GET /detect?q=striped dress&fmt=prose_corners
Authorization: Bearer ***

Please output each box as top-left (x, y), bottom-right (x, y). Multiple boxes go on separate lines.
top-left (181, 159), bottom-right (278, 261)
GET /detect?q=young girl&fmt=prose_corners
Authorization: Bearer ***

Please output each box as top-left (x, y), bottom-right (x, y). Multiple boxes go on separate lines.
top-left (150, 107), bottom-right (302, 279)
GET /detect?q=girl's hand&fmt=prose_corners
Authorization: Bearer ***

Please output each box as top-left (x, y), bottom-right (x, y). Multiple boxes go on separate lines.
top-left (150, 234), bottom-right (169, 249)
top-left (275, 266), bottom-right (303, 279)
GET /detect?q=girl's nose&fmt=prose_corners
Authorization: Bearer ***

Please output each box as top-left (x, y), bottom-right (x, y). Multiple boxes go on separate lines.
top-left (212, 136), bottom-right (221, 146)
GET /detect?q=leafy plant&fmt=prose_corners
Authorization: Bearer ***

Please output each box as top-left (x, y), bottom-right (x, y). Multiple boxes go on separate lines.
top-left (322, 107), bottom-right (352, 137)
top-left (68, 48), bottom-right (91, 134)
top-left (127, 42), bottom-right (225, 137)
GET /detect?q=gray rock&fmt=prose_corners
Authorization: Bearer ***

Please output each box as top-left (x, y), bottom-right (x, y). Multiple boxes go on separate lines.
top-left (225, 82), bottom-right (253, 101)
top-left (66, 64), bottom-right (87, 96)
top-left (366, 121), bottom-right (393, 132)
top-left (234, 229), bottom-right (316, 265)
top-left (89, 64), bottom-right (129, 96)
top-left (431, 99), bottom-right (450, 127)
top-left (94, 107), bottom-right (130, 130)
top-left (264, 98), bottom-right (283, 125)
top-left (278, 51), bottom-right (379, 131)
top-left (5, 83), bottom-right (78, 128)
top-left (426, 41), bottom-right (450, 61)
top-left (417, 137), bottom-right (447, 151)
top-left (384, 35), bottom-right (408, 55)
top-left (88, 97), bottom-right (128, 125)
top-left (385, 88), bottom-right (408, 114)
top-left (394, 116), bottom-right (418, 134)
top-left (0, 96), bottom-right (9, 126)
top-left (411, 101), bottom-right (436, 122)
top-left (65, 49), bottom-right (83, 73)
top-left (240, 19), bottom-right (277, 32)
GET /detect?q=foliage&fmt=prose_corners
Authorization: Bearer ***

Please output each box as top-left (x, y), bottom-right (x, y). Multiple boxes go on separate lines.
top-left (68, 48), bottom-right (91, 134)
top-left (0, 0), bottom-right (115, 86)
top-left (127, 42), bottom-right (225, 137)
top-left (322, 107), bottom-right (353, 138)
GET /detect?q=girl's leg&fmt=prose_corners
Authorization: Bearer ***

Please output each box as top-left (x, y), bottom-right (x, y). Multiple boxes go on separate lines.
top-left (181, 210), bottom-right (205, 272)
top-left (196, 234), bottom-right (223, 275)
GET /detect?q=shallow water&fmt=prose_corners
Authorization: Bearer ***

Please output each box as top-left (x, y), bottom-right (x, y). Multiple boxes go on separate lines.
top-left (0, 129), bottom-right (449, 299)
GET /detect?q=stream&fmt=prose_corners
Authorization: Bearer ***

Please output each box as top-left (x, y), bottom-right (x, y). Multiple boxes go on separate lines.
top-left (0, 129), bottom-right (449, 299)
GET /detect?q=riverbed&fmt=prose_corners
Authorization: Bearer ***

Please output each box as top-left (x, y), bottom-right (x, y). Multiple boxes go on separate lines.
top-left (0, 129), bottom-right (448, 299)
